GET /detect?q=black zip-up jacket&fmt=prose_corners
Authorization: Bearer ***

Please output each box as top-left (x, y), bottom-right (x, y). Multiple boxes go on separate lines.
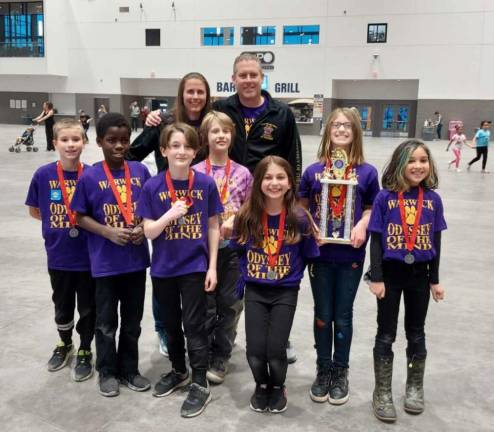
top-left (213, 90), bottom-right (302, 182)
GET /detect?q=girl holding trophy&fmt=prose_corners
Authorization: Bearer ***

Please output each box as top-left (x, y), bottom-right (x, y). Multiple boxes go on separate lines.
top-left (299, 108), bottom-right (380, 405)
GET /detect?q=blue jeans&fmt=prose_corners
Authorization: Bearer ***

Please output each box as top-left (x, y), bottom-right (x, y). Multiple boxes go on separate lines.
top-left (308, 261), bottom-right (363, 369)
top-left (152, 291), bottom-right (165, 333)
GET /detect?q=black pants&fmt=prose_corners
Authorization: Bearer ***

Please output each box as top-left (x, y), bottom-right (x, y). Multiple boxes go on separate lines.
top-left (45, 124), bottom-right (54, 150)
top-left (152, 272), bottom-right (208, 379)
top-left (131, 117), bottom-right (139, 131)
top-left (48, 269), bottom-right (95, 350)
top-left (94, 271), bottom-right (146, 376)
top-left (468, 147), bottom-right (488, 170)
top-left (374, 261), bottom-right (430, 359)
top-left (436, 123), bottom-right (442, 140)
top-left (206, 246), bottom-right (243, 360)
top-left (245, 283), bottom-right (298, 387)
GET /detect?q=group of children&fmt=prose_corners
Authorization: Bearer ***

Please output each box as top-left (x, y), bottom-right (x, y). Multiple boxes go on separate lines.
top-left (26, 107), bottom-right (446, 422)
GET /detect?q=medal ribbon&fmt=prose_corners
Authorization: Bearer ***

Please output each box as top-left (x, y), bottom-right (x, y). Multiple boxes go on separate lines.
top-left (262, 209), bottom-right (286, 268)
top-left (325, 160), bottom-right (353, 219)
top-left (102, 161), bottom-right (134, 226)
top-left (56, 161), bottom-right (83, 228)
top-left (205, 158), bottom-right (231, 204)
top-left (398, 186), bottom-right (424, 253)
top-left (165, 168), bottom-right (194, 207)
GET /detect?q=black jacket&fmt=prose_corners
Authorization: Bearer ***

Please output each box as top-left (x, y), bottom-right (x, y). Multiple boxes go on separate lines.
top-left (213, 90), bottom-right (302, 182)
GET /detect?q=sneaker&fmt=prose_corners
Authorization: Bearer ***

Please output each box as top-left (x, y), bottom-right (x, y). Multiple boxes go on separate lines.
top-left (456, 168), bottom-right (462, 173)
top-left (157, 330), bottom-right (168, 357)
top-left (250, 384), bottom-right (269, 412)
top-left (99, 374), bottom-right (119, 397)
top-left (180, 383), bottom-right (212, 418)
top-left (47, 341), bottom-right (73, 372)
top-left (310, 366), bottom-right (332, 403)
top-left (269, 386), bottom-right (288, 413)
top-left (72, 350), bottom-right (93, 382)
top-left (467, 164), bottom-right (471, 171)
top-left (286, 340), bottom-right (297, 364)
top-left (207, 358), bottom-right (228, 384)
top-left (329, 366), bottom-right (349, 405)
top-left (120, 373), bottom-right (151, 392)
top-left (153, 369), bottom-right (190, 397)
top-left (481, 169), bottom-right (490, 174)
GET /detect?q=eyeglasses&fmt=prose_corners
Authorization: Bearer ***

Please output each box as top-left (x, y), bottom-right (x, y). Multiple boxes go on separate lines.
top-left (330, 121), bottom-right (352, 130)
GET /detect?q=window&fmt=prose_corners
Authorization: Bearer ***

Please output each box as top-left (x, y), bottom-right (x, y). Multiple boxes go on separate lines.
top-left (367, 23), bottom-right (387, 43)
top-left (0, 1), bottom-right (44, 57)
top-left (283, 25), bottom-right (319, 45)
top-left (201, 27), bottom-right (234, 46)
top-left (119, 7), bottom-right (130, 13)
top-left (241, 26), bottom-right (275, 45)
top-left (146, 28), bottom-right (160, 46)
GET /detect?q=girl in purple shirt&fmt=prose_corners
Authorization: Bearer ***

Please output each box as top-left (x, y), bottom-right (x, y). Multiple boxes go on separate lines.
top-left (368, 139), bottom-right (446, 422)
top-left (299, 108), bottom-right (380, 406)
top-left (231, 156), bottom-right (319, 414)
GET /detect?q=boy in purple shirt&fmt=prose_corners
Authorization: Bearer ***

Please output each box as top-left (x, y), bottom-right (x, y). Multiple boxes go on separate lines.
top-left (137, 123), bottom-right (222, 418)
top-left (71, 113), bottom-right (151, 397)
top-left (25, 118), bottom-right (95, 382)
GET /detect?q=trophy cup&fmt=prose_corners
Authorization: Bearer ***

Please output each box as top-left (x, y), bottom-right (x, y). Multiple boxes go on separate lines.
top-left (319, 149), bottom-right (358, 244)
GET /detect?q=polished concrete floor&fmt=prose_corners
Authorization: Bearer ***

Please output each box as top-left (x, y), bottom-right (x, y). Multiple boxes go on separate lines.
top-left (0, 124), bottom-right (492, 432)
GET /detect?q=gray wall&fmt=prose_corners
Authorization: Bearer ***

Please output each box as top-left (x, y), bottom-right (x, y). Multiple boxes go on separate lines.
top-left (0, 92), bottom-right (48, 124)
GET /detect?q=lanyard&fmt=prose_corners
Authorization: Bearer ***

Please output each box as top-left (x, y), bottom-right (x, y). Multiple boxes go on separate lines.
top-left (262, 209), bottom-right (286, 268)
top-left (398, 187), bottom-right (424, 253)
top-left (56, 161), bottom-right (83, 227)
top-left (102, 161), bottom-right (134, 226)
top-left (165, 169), bottom-right (194, 207)
top-left (205, 158), bottom-right (231, 204)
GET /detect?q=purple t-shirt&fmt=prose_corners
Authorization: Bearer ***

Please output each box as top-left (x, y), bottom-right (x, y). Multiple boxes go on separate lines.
top-left (241, 98), bottom-right (268, 135)
top-left (25, 162), bottom-right (91, 271)
top-left (368, 188), bottom-right (447, 263)
top-left (136, 170), bottom-right (223, 278)
top-left (193, 160), bottom-right (253, 248)
top-left (70, 161), bottom-right (151, 277)
top-left (230, 210), bottom-right (320, 288)
top-left (299, 161), bottom-right (380, 263)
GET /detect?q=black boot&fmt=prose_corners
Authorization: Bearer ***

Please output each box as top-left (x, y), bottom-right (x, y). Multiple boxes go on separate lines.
top-left (372, 352), bottom-right (397, 422)
top-left (404, 356), bottom-right (426, 414)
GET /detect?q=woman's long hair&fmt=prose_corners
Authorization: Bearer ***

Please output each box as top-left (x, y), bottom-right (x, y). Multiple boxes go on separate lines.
top-left (173, 72), bottom-right (211, 123)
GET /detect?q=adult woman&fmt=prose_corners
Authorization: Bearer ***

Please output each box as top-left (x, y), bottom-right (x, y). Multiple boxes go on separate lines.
top-left (33, 102), bottom-right (56, 151)
top-left (127, 72), bottom-right (211, 172)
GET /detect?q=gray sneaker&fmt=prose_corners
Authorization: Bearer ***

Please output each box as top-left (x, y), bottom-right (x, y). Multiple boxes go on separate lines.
top-left (72, 350), bottom-right (93, 382)
top-left (206, 358), bottom-right (228, 384)
top-left (180, 383), bottom-right (212, 418)
top-left (153, 369), bottom-right (190, 397)
top-left (99, 374), bottom-right (119, 397)
top-left (120, 373), bottom-right (151, 392)
top-left (47, 342), bottom-right (73, 372)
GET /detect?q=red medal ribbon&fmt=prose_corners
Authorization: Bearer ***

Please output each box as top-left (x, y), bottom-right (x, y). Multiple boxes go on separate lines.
top-left (102, 161), bottom-right (134, 226)
top-left (56, 161), bottom-right (83, 228)
top-left (205, 158), bottom-right (231, 204)
top-left (398, 186), bottom-right (424, 253)
top-left (325, 160), bottom-right (352, 219)
top-left (165, 168), bottom-right (195, 207)
top-left (262, 209), bottom-right (286, 268)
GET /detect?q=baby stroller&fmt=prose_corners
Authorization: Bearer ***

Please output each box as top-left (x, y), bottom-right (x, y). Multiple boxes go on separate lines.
top-left (9, 125), bottom-right (39, 153)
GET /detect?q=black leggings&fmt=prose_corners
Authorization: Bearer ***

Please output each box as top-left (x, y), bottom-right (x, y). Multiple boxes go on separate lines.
top-left (468, 147), bottom-right (488, 170)
top-left (374, 261), bottom-right (430, 360)
top-left (245, 283), bottom-right (298, 387)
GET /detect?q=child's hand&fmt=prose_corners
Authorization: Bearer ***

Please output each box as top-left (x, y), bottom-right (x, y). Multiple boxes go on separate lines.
top-left (220, 215), bottom-right (235, 240)
top-left (350, 220), bottom-right (367, 248)
top-left (166, 200), bottom-right (188, 222)
top-left (430, 283), bottom-right (445, 302)
top-left (106, 226), bottom-right (132, 246)
top-left (204, 268), bottom-right (217, 292)
top-left (370, 282), bottom-right (386, 299)
top-left (145, 110), bottom-right (162, 127)
top-left (130, 225), bottom-right (145, 245)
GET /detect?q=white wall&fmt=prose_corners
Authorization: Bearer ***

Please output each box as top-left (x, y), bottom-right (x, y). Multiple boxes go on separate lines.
top-left (1, 0), bottom-right (494, 99)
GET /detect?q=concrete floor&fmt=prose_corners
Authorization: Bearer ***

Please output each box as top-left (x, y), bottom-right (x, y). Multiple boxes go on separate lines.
top-left (0, 124), bottom-right (492, 432)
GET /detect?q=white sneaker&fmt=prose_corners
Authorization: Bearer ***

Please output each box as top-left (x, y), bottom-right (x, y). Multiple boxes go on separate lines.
top-left (456, 168), bottom-right (462, 172)
top-left (286, 340), bottom-right (297, 364)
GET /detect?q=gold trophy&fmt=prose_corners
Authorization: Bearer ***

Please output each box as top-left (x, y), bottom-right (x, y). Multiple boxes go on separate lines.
top-left (319, 149), bottom-right (358, 244)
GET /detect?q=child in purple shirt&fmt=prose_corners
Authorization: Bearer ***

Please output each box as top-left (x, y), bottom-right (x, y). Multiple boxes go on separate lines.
top-left (71, 113), bottom-right (151, 397)
top-left (231, 156), bottom-right (319, 414)
top-left (137, 123), bottom-right (222, 418)
top-left (368, 139), bottom-right (446, 422)
top-left (26, 118), bottom-right (95, 382)
top-left (299, 108), bottom-right (380, 405)
top-left (194, 111), bottom-right (253, 385)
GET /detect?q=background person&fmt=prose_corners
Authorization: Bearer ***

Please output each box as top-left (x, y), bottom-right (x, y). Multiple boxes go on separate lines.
top-left (33, 101), bottom-right (56, 151)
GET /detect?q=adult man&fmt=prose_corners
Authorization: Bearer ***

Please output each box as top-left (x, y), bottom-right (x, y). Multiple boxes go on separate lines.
top-left (214, 53), bottom-right (302, 182)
